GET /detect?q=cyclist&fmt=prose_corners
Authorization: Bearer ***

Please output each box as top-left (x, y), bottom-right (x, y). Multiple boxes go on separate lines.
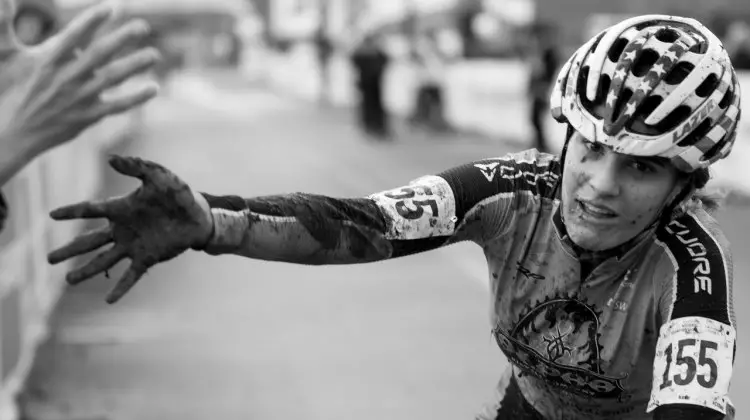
top-left (48, 15), bottom-right (740, 419)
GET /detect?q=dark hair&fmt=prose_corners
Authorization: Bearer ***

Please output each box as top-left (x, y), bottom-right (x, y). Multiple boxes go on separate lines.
top-left (679, 168), bottom-right (725, 215)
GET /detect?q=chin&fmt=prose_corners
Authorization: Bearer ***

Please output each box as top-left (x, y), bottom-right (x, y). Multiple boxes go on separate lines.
top-left (565, 218), bottom-right (628, 252)
top-left (568, 230), bottom-right (613, 251)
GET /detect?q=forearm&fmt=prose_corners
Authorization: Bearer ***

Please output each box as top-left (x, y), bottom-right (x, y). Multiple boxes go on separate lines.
top-left (200, 192), bottom-right (394, 264)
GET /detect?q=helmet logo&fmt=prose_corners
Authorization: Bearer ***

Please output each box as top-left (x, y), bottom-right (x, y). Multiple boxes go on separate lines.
top-left (673, 100), bottom-right (716, 142)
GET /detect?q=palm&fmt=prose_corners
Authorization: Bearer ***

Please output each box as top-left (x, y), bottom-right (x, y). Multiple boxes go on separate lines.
top-left (48, 155), bottom-right (213, 304)
top-left (109, 163), bottom-right (209, 261)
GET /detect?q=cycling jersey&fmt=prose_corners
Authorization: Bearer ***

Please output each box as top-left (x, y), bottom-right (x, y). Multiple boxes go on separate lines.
top-left (204, 149), bottom-right (736, 420)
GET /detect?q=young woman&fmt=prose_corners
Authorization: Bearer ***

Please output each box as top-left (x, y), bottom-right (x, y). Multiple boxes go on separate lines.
top-left (48, 15), bottom-right (740, 419)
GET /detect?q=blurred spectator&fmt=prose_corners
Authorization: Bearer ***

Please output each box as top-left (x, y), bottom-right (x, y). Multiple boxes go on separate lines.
top-left (526, 22), bottom-right (559, 153)
top-left (0, 1), bottom-right (160, 224)
top-left (725, 21), bottom-right (750, 69)
top-left (350, 34), bottom-right (391, 139)
top-left (314, 26), bottom-right (333, 104)
top-left (408, 33), bottom-right (451, 133)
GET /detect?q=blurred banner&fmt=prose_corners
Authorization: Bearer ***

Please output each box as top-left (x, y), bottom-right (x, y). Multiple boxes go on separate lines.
top-left (253, 47), bottom-right (750, 193)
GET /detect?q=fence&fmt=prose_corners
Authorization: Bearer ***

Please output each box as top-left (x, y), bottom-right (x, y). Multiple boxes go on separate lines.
top-left (0, 111), bottom-right (137, 420)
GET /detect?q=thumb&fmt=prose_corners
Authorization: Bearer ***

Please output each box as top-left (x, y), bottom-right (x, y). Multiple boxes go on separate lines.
top-left (108, 154), bottom-right (154, 181)
top-left (0, 0), bottom-right (18, 51)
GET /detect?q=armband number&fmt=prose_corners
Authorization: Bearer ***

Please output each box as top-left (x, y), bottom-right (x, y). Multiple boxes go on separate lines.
top-left (369, 176), bottom-right (456, 240)
top-left (659, 339), bottom-right (719, 390)
top-left (382, 187), bottom-right (437, 217)
top-left (647, 317), bottom-right (735, 414)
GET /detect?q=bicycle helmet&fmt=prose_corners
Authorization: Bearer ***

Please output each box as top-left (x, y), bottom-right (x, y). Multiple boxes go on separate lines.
top-left (550, 15), bottom-right (742, 173)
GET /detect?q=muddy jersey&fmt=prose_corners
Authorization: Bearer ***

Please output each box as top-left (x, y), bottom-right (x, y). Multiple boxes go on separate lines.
top-left (367, 150), bottom-right (736, 419)
top-left (204, 149), bottom-right (737, 419)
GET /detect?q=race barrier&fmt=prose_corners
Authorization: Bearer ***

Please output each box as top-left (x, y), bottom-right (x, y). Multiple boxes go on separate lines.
top-left (0, 111), bottom-right (137, 420)
top-left (258, 43), bottom-right (750, 193)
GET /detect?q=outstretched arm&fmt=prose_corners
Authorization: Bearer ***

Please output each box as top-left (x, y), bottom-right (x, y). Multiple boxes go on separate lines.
top-left (48, 152), bottom-right (548, 303)
top-left (199, 170), bottom-right (467, 264)
top-left (198, 192), bottom-right (393, 264)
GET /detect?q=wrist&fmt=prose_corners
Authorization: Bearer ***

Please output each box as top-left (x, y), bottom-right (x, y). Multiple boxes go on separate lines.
top-left (201, 207), bottom-right (252, 255)
top-left (191, 190), bottom-right (215, 250)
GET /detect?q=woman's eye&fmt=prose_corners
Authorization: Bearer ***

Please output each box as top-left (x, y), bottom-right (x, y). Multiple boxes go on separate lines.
top-left (583, 139), bottom-right (603, 153)
top-left (629, 160), bottom-right (655, 173)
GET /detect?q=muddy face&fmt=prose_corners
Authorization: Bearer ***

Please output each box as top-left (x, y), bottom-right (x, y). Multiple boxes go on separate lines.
top-left (561, 132), bottom-right (682, 251)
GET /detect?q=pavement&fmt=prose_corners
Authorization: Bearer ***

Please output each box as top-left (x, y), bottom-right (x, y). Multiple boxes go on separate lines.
top-left (18, 70), bottom-right (750, 420)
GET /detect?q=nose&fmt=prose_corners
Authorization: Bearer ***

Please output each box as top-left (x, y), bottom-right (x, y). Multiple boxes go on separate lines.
top-left (586, 155), bottom-right (621, 197)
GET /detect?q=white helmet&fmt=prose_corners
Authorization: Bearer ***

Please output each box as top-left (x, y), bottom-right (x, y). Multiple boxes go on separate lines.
top-left (551, 15), bottom-right (742, 172)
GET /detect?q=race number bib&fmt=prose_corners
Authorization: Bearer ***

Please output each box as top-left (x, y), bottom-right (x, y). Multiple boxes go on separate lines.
top-left (647, 316), bottom-right (736, 414)
top-left (368, 175), bottom-right (457, 240)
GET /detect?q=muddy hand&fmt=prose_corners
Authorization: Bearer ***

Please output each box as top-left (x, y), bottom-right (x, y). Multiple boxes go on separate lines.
top-left (47, 155), bottom-right (213, 304)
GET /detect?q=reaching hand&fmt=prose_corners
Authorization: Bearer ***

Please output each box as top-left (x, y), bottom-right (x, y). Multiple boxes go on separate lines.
top-left (48, 155), bottom-right (214, 304)
top-left (0, 0), bottom-right (160, 177)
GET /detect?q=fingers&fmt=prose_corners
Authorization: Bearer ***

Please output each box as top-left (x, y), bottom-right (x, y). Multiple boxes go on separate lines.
top-left (107, 154), bottom-right (163, 181)
top-left (48, 226), bottom-right (113, 264)
top-left (78, 47), bottom-right (160, 100)
top-left (66, 246), bottom-right (126, 285)
top-left (0, 0), bottom-right (17, 50)
top-left (106, 262), bottom-right (147, 304)
top-left (50, 198), bottom-right (115, 220)
top-left (89, 81), bottom-right (159, 122)
top-left (45, 2), bottom-right (113, 62)
top-left (75, 18), bottom-right (154, 77)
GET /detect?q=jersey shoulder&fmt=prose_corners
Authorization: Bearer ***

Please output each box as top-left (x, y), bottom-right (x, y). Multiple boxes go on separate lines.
top-left (438, 149), bottom-right (561, 201)
top-left (653, 206), bottom-right (734, 325)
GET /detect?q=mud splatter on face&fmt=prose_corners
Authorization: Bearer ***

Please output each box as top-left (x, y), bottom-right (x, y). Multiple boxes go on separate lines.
top-left (560, 132), bottom-right (680, 251)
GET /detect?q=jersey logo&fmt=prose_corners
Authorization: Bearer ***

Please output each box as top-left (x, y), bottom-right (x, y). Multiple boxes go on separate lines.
top-left (664, 219), bottom-right (713, 295)
top-left (516, 261), bottom-right (546, 281)
top-left (493, 295), bottom-right (627, 400)
top-left (474, 162), bottom-right (500, 182)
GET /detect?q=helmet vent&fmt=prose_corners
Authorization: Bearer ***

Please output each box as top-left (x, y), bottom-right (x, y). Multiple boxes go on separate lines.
top-left (655, 27), bottom-right (680, 42)
top-left (688, 41), bottom-right (708, 53)
top-left (718, 88), bottom-right (734, 109)
top-left (665, 61), bottom-right (694, 84)
top-left (695, 74), bottom-right (719, 98)
top-left (590, 31), bottom-right (607, 53)
top-left (632, 49), bottom-right (660, 76)
top-left (655, 105), bottom-right (692, 131)
top-left (703, 135), bottom-right (730, 162)
top-left (626, 95), bottom-right (664, 134)
top-left (608, 38), bottom-right (629, 61)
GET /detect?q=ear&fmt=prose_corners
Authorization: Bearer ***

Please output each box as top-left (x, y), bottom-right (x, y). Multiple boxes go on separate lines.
top-left (664, 172), bottom-right (695, 216)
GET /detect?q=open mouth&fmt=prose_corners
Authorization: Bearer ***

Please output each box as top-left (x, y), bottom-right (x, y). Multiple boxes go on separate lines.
top-left (577, 200), bottom-right (617, 219)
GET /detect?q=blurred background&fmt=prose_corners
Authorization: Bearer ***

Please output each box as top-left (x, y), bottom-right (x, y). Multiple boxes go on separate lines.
top-left (0, 0), bottom-right (748, 419)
